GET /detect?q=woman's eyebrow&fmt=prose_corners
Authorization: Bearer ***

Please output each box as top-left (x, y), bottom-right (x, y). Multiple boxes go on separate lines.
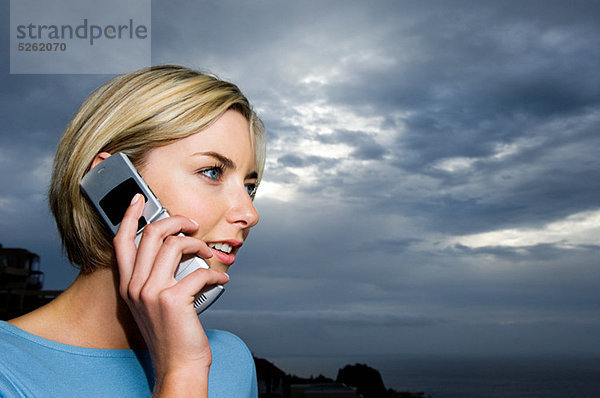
top-left (246, 171), bottom-right (258, 180)
top-left (192, 151), bottom-right (235, 169)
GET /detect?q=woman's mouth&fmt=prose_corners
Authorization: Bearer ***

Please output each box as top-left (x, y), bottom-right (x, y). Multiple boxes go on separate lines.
top-left (207, 242), bottom-right (238, 266)
top-left (208, 242), bottom-right (233, 254)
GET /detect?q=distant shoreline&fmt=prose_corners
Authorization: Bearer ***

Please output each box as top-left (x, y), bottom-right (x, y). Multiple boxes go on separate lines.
top-left (259, 353), bottom-right (600, 396)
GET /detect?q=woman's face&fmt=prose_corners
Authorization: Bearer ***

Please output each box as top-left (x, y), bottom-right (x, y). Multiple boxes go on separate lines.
top-left (139, 110), bottom-right (259, 273)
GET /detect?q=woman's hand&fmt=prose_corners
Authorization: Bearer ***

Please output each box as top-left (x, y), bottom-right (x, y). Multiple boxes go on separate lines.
top-left (113, 193), bottom-right (230, 396)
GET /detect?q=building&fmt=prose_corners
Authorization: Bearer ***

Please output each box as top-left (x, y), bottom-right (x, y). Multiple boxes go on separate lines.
top-left (0, 244), bottom-right (61, 319)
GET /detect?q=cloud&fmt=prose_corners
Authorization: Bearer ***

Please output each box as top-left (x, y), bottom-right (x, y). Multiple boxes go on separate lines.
top-left (452, 209), bottom-right (600, 249)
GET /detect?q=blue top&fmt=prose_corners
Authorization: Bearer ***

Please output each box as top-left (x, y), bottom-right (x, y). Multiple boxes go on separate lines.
top-left (0, 321), bottom-right (257, 397)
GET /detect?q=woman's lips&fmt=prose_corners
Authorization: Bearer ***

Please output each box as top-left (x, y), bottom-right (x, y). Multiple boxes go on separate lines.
top-left (210, 248), bottom-right (236, 266)
top-left (207, 240), bottom-right (242, 266)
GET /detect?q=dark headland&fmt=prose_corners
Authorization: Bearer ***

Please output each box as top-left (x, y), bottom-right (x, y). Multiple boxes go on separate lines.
top-left (254, 356), bottom-right (431, 398)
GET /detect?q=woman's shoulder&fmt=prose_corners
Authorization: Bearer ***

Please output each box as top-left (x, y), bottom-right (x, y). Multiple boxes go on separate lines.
top-left (205, 329), bottom-right (254, 360)
top-left (206, 329), bottom-right (250, 347)
top-left (0, 320), bottom-right (38, 353)
top-left (205, 329), bottom-right (257, 394)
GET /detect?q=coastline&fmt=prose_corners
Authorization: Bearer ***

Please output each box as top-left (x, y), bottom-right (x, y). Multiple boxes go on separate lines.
top-left (259, 353), bottom-right (600, 398)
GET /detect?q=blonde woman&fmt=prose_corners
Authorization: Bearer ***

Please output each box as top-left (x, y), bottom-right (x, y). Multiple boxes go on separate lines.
top-left (0, 65), bottom-right (265, 397)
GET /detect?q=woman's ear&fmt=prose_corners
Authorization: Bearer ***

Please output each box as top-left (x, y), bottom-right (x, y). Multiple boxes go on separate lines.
top-left (90, 152), bottom-right (112, 171)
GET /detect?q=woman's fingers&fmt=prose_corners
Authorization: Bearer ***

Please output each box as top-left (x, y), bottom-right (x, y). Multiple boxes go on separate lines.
top-left (152, 268), bottom-right (230, 312)
top-left (134, 217), bottom-right (212, 276)
top-left (113, 195), bottom-right (216, 305)
top-left (113, 193), bottom-right (145, 291)
top-left (172, 267), bottom-right (229, 295)
top-left (136, 235), bottom-right (211, 294)
top-left (128, 216), bottom-right (210, 291)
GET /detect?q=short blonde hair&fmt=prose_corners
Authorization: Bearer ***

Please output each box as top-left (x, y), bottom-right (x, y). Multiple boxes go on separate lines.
top-left (49, 65), bottom-right (266, 273)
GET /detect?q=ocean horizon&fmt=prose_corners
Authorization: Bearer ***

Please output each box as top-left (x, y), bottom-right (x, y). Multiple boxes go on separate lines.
top-left (265, 353), bottom-right (600, 398)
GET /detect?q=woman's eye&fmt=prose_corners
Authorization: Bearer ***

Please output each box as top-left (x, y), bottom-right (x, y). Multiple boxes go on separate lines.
top-left (246, 184), bottom-right (257, 197)
top-left (200, 167), bottom-right (221, 180)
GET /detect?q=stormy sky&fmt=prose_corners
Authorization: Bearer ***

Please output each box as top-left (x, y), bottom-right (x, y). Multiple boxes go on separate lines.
top-left (1, 0), bottom-right (599, 368)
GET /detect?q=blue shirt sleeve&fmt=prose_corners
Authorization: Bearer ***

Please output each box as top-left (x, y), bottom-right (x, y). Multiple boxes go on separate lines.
top-left (207, 329), bottom-right (258, 398)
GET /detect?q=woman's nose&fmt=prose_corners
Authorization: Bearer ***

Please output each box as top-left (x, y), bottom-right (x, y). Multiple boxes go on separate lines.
top-left (226, 185), bottom-right (259, 228)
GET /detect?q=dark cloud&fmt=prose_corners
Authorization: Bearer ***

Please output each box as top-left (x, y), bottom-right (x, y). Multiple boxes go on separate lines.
top-left (360, 238), bottom-right (421, 254)
top-left (276, 154), bottom-right (336, 169)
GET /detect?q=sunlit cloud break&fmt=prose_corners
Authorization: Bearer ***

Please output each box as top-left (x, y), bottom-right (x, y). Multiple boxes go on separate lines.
top-left (453, 209), bottom-right (600, 249)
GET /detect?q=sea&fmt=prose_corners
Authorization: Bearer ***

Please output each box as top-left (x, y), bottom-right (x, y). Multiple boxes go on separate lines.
top-left (267, 354), bottom-right (600, 398)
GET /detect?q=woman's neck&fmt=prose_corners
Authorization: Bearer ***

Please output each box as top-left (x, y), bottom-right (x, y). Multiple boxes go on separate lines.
top-left (8, 266), bottom-right (146, 350)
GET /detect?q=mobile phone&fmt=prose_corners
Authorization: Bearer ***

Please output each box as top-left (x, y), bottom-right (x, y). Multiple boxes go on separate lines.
top-left (80, 152), bottom-right (224, 314)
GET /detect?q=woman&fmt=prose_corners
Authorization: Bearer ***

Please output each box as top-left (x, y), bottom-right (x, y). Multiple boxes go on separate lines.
top-left (0, 65), bottom-right (266, 397)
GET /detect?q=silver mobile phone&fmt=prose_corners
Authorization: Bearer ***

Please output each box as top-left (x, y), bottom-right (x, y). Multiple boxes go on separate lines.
top-left (80, 152), bottom-right (224, 314)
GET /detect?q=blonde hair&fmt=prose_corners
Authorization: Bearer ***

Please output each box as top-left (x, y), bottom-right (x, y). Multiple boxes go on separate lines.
top-left (49, 65), bottom-right (266, 273)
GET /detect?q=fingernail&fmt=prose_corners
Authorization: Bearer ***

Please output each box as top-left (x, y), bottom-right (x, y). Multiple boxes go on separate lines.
top-left (189, 218), bottom-right (199, 227)
top-left (130, 193), bottom-right (142, 205)
top-left (224, 272), bottom-right (230, 279)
